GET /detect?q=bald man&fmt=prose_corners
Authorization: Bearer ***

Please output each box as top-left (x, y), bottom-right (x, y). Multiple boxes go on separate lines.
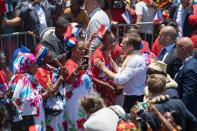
top-left (175, 37), bottom-right (197, 118)
top-left (157, 26), bottom-right (182, 78)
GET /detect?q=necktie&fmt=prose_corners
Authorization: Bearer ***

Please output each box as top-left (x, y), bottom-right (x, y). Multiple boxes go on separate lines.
top-left (158, 48), bottom-right (166, 61)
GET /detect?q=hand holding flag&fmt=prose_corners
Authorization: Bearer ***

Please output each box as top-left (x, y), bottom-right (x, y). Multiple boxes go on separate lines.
top-left (121, 11), bottom-right (132, 24)
top-left (98, 24), bottom-right (111, 40)
top-left (153, 8), bottom-right (163, 25)
top-left (64, 23), bottom-right (82, 48)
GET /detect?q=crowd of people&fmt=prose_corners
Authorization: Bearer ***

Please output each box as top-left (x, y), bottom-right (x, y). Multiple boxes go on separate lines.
top-left (0, 0), bottom-right (197, 130)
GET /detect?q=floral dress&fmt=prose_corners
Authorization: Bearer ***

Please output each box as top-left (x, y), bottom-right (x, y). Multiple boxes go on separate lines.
top-left (9, 73), bottom-right (46, 131)
top-left (35, 64), bottom-right (67, 131)
top-left (64, 59), bottom-right (94, 131)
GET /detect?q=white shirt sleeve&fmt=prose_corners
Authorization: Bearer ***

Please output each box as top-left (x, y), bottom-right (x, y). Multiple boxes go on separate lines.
top-left (114, 59), bottom-right (146, 84)
top-left (135, 3), bottom-right (143, 15)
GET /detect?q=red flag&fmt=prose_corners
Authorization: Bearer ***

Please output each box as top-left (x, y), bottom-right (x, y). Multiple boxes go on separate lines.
top-left (64, 25), bottom-right (73, 40)
top-left (98, 24), bottom-right (107, 39)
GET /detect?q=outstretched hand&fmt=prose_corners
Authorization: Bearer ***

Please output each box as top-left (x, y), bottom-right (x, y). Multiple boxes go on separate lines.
top-left (93, 58), bottom-right (105, 70)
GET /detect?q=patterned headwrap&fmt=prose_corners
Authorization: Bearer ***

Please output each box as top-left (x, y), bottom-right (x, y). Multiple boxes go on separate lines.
top-left (13, 53), bottom-right (36, 74)
top-left (34, 44), bottom-right (49, 64)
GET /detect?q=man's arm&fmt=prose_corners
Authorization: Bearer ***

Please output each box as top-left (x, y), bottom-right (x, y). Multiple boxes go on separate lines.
top-left (136, 15), bottom-right (142, 24)
top-left (4, 17), bottom-right (21, 27)
top-left (94, 58), bottom-right (143, 85)
top-left (135, 3), bottom-right (143, 23)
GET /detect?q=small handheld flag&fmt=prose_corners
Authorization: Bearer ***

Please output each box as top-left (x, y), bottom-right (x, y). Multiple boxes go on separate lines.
top-left (153, 8), bottom-right (163, 25)
top-left (66, 37), bottom-right (77, 48)
top-left (98, 24), bottom-right (111, 40)
top-left (121, 11), bottom-right (132, 24)
top-left (64, 23), bottom-right (82, 49)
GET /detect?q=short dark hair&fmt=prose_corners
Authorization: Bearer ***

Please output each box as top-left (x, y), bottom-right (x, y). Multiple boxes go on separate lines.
top-left (55, 16), bottom-right (70, 29)
top-left (71, 0), bottom-right (84, 6)
top-left (125, 33), bottom-right (142, 50)
top-left (61, 13), bottom-right (72, 22)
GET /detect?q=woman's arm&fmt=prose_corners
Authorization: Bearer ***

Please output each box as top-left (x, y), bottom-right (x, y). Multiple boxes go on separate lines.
top-left (149, 105), bottom-right (178, 131)
top-left (92, 78), bottom-right (115, 91)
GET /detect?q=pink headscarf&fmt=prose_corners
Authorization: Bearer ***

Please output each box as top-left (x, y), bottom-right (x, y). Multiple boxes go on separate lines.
top-left (13, 53), bottom-right (36, 74)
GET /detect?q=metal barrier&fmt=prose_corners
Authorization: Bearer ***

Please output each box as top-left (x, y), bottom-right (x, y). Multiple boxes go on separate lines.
top-left (0, 32), bottom-right (37, 62)
top-left (0, 22), bottom-right (154, 61)
top-left (113, 22), bottom-right (154, 45)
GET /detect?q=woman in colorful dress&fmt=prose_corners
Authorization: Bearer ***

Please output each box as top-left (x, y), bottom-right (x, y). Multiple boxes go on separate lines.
top-left (34, 44), bottom-right (68, 131)
top-left (90, 29), bottom-right (117, 106)
top-left (9, 53), bottom-right (49, 131)
top-left (64, 39), bottom-right (94, 131)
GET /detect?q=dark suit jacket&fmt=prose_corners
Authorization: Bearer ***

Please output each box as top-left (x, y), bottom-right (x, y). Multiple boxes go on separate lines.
top-left (169, 4), bottom-right (193, 37)
top-left (175, 58), bottom-right (197, 118)
top-left (15, 0), bottom-right (58, 34)
top-left (163, 45), bottom-right (182, 78)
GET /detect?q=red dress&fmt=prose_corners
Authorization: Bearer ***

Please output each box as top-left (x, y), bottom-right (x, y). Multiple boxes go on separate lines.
top-left (0, 0), bottom-right (6, 14)
top-left (90, 47), bottom-right (115, 105)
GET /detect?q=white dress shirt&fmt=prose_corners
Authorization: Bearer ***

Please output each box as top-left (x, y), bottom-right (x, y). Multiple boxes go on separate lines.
top-left (114, 55), bottom-right (147, 96)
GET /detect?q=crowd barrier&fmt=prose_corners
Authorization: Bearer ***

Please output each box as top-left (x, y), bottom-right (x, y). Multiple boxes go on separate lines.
top-left (113, 22), bottom-right (154, 44)
top-left (0, 32), bottom-right (37, 62)
top-left (0, 22), bottom-right (154, 62)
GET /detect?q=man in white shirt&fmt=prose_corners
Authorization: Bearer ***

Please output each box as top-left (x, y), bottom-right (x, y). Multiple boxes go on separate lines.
top-left (135, 0), bottom-right (155, 45)
top-left (94, 33), bottom-right (147, 113)
top-left (158, 26), bottom-right (182, 78)
top-left (85, 0), bottom-right (110, 54)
